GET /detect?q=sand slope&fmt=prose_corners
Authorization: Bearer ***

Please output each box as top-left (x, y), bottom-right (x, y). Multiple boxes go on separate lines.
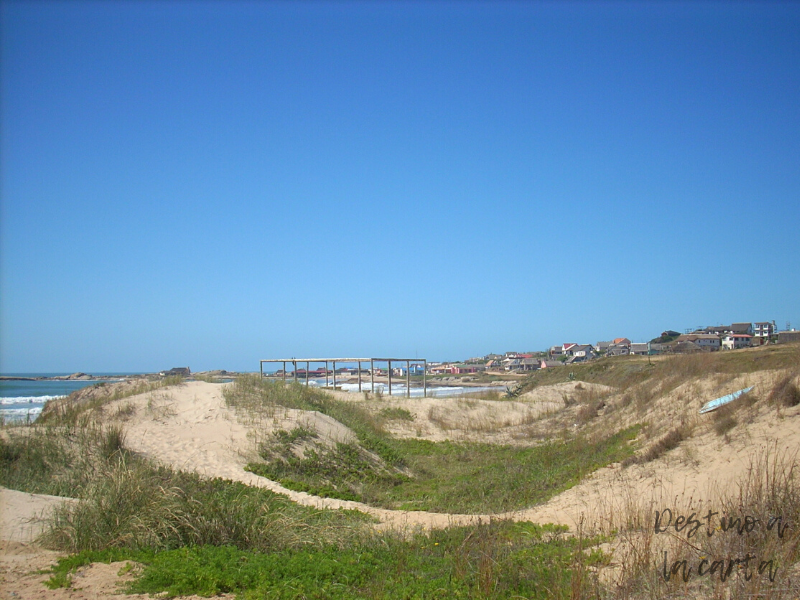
top-left (76, 378), bottom-right (800, 530)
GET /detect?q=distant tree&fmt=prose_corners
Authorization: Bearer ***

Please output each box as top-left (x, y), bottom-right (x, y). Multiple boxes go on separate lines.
top-left (650, 330), bottom-right (680, 344)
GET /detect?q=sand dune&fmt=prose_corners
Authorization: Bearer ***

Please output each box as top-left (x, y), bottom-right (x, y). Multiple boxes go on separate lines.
top-left (3, 370), bottom-right (799, 598)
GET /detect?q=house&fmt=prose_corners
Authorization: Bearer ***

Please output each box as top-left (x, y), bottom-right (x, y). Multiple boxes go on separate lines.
top-left (721, 334), bottom-right (752, 350)
top-left (521, 358), bottom-right (540, 371)
top-left (698, 323), bottom-right (752, 336)
top-left (675, 333), bottom-right (720, 351)
top-left (730, 323), bottom-right (754, 335)
top-left (562, 343), bottom-right (578, 355)
top-left (566, 354), bottom-right (591, 364)
top-left (698, 325), bottom-right (727, 335)
top-left (753, 322), bottom-right (775, 345)
top-left (595, 341), bottom-right (612, 354)
top-left (567, 344), bottom-right (594, 358)
top-left (606, 344), bottom-right (630, 357)
top-left (549, 345), bottom-right (564, 357)
top-left (540, 359), bottom-right (562, 369)
top-left (605, 338), bottom-right (632, 356)
top-left (629, 343), bottom-right (663, 356)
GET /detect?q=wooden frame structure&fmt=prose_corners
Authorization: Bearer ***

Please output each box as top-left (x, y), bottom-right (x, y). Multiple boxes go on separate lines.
top-left (259, 357), bottom-right (428, 397)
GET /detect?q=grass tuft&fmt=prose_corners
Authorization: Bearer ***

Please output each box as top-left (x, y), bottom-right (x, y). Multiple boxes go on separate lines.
top-left (768, 373), bottom-right (800, 408)
top-left (623, 424), bottom-right (688, 466)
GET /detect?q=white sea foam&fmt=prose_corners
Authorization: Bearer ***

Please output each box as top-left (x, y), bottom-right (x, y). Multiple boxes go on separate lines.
top-left (0, 406), bottom-right (44, 421)
top-left (305, 380), bottom-right (496, 397)
top-left (0, 395), bottom-right (62, 405)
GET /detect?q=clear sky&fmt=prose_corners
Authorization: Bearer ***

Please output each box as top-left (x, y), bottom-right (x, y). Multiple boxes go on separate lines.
top-left (1, 1), bottom-right (798, 373)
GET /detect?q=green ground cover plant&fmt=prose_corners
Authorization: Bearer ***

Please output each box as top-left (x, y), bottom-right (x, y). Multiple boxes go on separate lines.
top-left (46, 521), bottom-right (604, 600)
top-left (365, 428), bottom-right (639, 513)
top-left (229, 376), bottom-right (640, 513)
top-left (378, 406), bottom-right (415, 421)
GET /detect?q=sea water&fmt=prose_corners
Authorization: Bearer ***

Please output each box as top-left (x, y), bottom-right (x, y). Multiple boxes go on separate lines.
top-left (302, 378), bottom-right (500, 398)
top-left (0, 374), bottom-right (125, 422)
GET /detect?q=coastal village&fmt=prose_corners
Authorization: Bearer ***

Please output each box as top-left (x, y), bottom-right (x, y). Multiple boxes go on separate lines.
top-left (429, 320), bottom-right (799, 376)
top-left (253, 319), bottom-right (799, 380)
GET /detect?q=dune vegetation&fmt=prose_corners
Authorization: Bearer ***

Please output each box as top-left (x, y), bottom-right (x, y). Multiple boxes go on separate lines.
top-left (1, 343), bottom-right (799, 599)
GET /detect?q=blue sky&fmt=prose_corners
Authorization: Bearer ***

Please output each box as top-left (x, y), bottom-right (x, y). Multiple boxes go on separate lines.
top-left (1, 1), bottom-right (798, 372)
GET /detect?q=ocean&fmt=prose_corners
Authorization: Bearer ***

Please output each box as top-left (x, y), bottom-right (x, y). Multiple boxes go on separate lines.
top-left (303, 378), bottom-right (501, 398)
top-left (0, 373), bottom-right (129, 422)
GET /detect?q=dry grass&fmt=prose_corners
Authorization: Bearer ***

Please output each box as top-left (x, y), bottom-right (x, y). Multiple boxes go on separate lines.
top-left (425, 402), bottom-right (540, 434)
top-left (623, 425), bottom-right (689, 467)
top-left (599, 442), bottom-right (800, 599)
top-left (38, 376), bottom-right (184, 426)
top-left (767, 373), bottom-right (800, 408)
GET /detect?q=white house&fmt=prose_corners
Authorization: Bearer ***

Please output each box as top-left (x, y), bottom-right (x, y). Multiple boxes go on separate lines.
top-left (722, 334), bottom-right (752, 350)
top-left (753, 322), bottom-right (774, 345)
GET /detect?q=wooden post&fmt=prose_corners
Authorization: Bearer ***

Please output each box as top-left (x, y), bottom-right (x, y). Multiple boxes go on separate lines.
top-left (260, 361), bottom-right (263, 379)
top-left (406, 360), bottom-right (410, 397)
top-left (371, 359), bottom-right (374, 394)
top-left (333, 361), bottom-right (337, 389)
top-left (358, 361), bottom-right (362, 392)
top-left (325, 361), bottom-right (329, 387)
top-left (423, 359), bottom-right (427, 397)
top-left (293, 361), bottom-right (297, 383)
top-left (388, 360), bottom-right (392, 396)
top-left (305, 361), bottom-right (309, 386)
top-left (283, 361), bottom-right (286, 384)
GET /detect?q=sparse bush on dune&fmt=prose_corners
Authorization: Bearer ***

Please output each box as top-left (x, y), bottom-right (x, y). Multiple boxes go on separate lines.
top-left (712, 408), bottom-right (738, 438)
top-left (623, 424), bottom-right (689, 467)
top-left (768, 372), bottom-right (800, 408)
